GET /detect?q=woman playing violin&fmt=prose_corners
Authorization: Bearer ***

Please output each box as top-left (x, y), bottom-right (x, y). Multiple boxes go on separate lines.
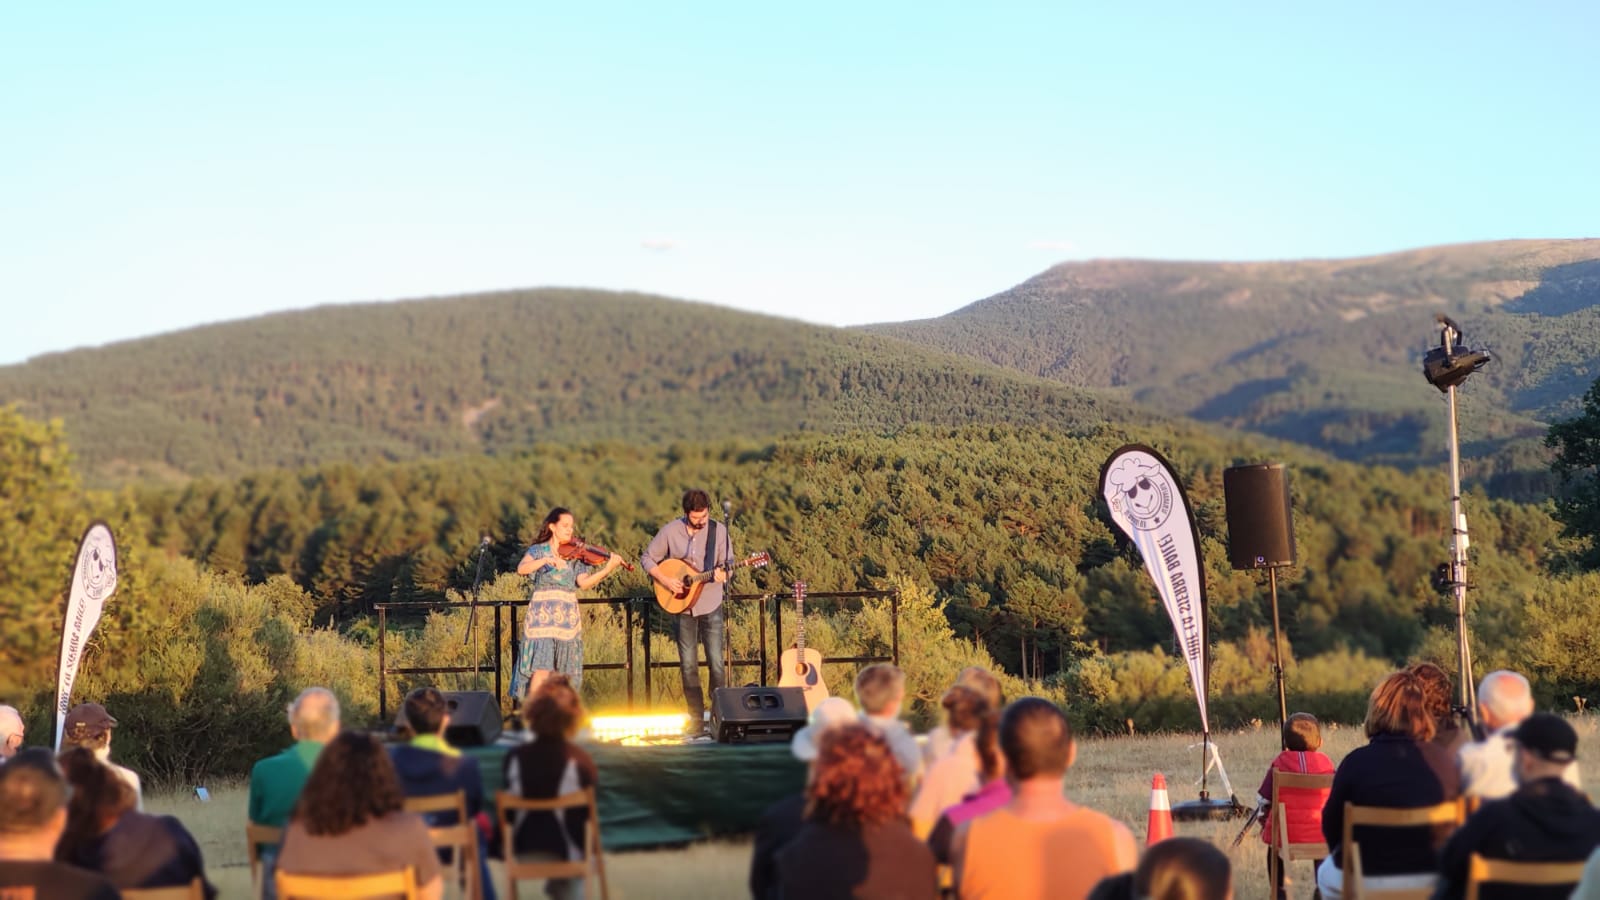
top-left (510, 507), bottom-right (625, 701)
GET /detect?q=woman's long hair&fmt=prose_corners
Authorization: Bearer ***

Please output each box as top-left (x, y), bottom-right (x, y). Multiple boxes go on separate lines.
top-left (805, 724), bottom-right (907, 828)
top-left (1365, 668), bottom-right (1436, 742)
top-left (291, 732), bottom-right (405, 837)
top-left (524, 673), bottom-right (584, 739)
top-left (55, 747), bottom-right (135, 863)
top-left (1136, 837), bottom-right (1233, 900)
top-left (942, 685), bottom-right (1002, 781)
top-left (534, 507), bottom-right (572, 546)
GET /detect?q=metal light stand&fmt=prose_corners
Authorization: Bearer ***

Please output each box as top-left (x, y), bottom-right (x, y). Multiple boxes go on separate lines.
top-left (463, 536), bottom-right (493, 692)
top-left (1422, 314), bottom-right (1490, 730)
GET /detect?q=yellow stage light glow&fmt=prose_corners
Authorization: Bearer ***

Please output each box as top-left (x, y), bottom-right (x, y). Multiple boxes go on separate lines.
top-left (587, 713), bottom-right (690, 744)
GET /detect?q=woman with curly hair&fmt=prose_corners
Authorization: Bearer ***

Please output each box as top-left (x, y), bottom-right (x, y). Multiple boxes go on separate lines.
top-left (1316, 668), bottom-right (1462, 900)
top-left (55, 748), bottom-right (214, 897)
top-left (503, 675), bottom-right (597, 900)
top-left (1410, 662), bottom-right (1469, 753)
top-left (776, 723), bottom-right (937, 899)
top-left (276, 732), bottom-right (443, 900)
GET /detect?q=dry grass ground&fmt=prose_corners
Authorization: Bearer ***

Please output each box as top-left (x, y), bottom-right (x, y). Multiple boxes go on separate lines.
top-left (153, 717), bottom-right (1600, 899)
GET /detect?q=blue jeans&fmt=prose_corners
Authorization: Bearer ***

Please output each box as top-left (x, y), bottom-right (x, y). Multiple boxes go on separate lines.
top-left (676, 606), bottom-right (726, 725)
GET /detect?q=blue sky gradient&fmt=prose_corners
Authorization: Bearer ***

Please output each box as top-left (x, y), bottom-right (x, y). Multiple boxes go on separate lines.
top-left (3, 2), bottom-right (1595, 364)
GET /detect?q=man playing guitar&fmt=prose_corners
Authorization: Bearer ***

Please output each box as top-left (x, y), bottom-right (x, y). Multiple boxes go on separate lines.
top-left (642, 489), bottom-right (734, 736)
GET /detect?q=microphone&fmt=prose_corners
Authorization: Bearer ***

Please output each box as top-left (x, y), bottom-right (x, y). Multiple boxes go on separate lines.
top-left (480, 535), bottom-right (491, 547)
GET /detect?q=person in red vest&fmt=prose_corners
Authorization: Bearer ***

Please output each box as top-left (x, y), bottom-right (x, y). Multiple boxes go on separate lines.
top-left (1257, 712), bottom-right (1336, 900)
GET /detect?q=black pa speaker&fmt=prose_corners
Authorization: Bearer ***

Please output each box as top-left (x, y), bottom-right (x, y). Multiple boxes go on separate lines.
top-left (1223, 463), bottom-right (1297, 570)
top-left (711, 686), bottom-right (808, 744)
top-left (441, 690), bottom-right (502, 747)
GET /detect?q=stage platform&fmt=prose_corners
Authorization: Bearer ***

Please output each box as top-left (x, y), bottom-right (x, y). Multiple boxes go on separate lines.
top-left (467, 733), bottom-right (805, 850)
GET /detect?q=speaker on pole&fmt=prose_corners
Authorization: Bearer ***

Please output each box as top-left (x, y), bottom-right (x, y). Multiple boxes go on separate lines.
top-left (1222, 464), bottom-right (1296, 570)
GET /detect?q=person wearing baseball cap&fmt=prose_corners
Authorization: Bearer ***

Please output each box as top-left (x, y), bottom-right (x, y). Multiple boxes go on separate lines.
top-left (61, 703), bottom-right (142, 811)
top-left (1436, 712), bottom-right (1600, 900)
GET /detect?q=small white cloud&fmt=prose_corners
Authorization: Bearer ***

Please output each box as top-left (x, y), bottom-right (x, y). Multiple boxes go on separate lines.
top-left (1027, 239), bottom-right (1079, 252)
top-left (640, 238), bottom-right (678, 252)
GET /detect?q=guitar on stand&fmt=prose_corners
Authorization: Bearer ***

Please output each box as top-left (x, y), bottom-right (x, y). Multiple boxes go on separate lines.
top-left (652, 551), bottom-right (771, 614)
top-left (779, 580), bottom-right (829, 711)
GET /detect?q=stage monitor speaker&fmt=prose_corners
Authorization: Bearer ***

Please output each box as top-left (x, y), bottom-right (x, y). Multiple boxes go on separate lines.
top-left (1223, 463), bottom-right (1297, 570)
top-left (711, 686), bottom-right (808, 744)
top-left (442, 690), bottom-right (502, 747)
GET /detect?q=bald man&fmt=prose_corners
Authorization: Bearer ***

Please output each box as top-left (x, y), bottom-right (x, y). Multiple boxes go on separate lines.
top-left (0, 706), bottom-right (23, 761)
top-left (1459, 670), bottom-right (1582, 799)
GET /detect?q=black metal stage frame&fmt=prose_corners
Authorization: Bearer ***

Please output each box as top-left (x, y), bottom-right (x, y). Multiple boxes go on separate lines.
top-left (375, 590), bottom-right (899, 722)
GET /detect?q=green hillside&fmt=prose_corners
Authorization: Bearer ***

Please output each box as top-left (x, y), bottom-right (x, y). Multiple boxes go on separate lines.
top-left (862, 240), bottom-right (1600, 490)
top-left (0, 289), bottom-right (1148, 486)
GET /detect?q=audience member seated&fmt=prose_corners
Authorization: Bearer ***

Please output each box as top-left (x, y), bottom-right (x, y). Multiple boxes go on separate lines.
top-left (775, 724), bottom-right (937, 899)
top-left (249, 685), bottom-right (341, 900)
top-left (1459, 670), bottom-right (1582, 800)
top-left (276, 731), bottom-right (443, 900)
top-left (953, 697), bottom-right (1137, 899)
top-left (0, 705), bottom-right (24, 762)
top-left (60, 703), bottom-right (142, 811)
top-left (56, 747), bottom-right (216, 897)
top-left (854, 664), bottom-right (924, 788)
top-left (1317, 667), bottom-right (1462, 900)
top-left (503, 674), bottom-right (596, 900)
top-left (390, 686), bottom-right (496, 900)
top-left (750, 696), bottom-right (858, 900)
top-left (1412, 663), bottom-right (1471, 756)
top-left (1433, 712), bottom-right (1600, 900)
top-left (922, 688), bottom-right (1008, 861)
top-left (1090, 836), bottom-right (1236, 900)
top-left (1257, 712), bottom-right (1335, 900)
top-left (922, 667), bottom-right (1003, 767)
top-left (0, 748), bottom-right (119, 899)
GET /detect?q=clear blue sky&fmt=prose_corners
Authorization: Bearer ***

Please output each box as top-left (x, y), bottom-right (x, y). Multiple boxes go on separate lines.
top-left (3, 3), bottom-right (1595, 365)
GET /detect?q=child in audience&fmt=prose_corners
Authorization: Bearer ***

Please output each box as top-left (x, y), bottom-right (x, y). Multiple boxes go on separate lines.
top-left (1258, 712), bottom-right (1335, 900)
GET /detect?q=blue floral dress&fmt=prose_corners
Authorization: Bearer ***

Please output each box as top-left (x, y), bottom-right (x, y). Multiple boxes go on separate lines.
top-left (509, 541), bottom-right (591, 699)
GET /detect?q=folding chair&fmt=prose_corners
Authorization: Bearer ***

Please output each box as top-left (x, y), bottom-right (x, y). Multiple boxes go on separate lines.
top-left (496, 788), bottom-right (609, 900)
top-left (276, 867), bottom-right (418, 900)
top-left (404, 789), bottom-right (481, 900)
top-left (1464, 853), bottom-right (1586, 900)
top-left (1266, 770), bottom-right (1334, 899)
top-left (245, 821), bottom-right (285, 900)
top-left (121, 877), bottom-right (206, 900)
top-left (1341, 800), bottom-right (1463, 900)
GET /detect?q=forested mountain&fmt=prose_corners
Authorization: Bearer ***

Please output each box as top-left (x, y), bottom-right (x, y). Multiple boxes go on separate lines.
top-left (0, 289), bottom-right (1145, 486)
top-left (862, 240), bottom-right (1600, 490)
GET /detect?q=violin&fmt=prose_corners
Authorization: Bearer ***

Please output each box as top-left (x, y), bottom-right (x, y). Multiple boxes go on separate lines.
top-left (557, 538), bottom-right (635, 571)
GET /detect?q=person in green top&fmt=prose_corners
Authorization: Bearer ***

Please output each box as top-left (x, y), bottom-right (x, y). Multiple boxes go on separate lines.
top-left (247, 687), bottom-right (339, 900)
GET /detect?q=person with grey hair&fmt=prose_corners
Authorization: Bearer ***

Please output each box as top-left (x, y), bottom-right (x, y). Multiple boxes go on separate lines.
top-left (1459, 670), bottom-right (1582, 799)
top-left (248, 687), bottom-right (340, 899)
top-left (0, 705), bottom-right (24, 761)
top-left (0, 748), bottom-right (119, 898)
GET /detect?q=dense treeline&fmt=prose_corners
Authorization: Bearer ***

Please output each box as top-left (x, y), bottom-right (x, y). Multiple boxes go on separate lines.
top-left (865, 240), bottom-right (1600, 492)
top-left (0, 289), bottom-right (1142, 486)
top-left (9, 403), bottom-right (1600, 782)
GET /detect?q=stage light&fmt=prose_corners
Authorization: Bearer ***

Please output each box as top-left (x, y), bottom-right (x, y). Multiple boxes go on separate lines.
top-left (587, 713), bottom-right (690, 744)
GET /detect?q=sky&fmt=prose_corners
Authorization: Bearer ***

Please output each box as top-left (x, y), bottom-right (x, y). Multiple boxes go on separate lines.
top-left (2, 2), bottom-right (1597, 365)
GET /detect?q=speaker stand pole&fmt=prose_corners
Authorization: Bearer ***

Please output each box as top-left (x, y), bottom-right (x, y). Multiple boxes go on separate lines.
top-left (1444, 362), bottom-right (1477, 726)
top-left (1268, 567), bottom-right (1288, 748)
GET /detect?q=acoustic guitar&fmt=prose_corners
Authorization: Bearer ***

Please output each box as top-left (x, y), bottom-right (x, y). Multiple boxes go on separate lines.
top-left (778, 580), bottom-right (829, 711)
top-left (651, 551), bottom-right (770, 614)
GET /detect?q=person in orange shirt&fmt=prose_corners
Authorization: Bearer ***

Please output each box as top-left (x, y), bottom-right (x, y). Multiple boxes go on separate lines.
top-left (953, 698), bottom-right (1137, 899)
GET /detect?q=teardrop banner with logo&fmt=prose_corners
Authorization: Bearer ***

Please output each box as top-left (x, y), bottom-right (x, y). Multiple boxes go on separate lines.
top-left (1099, 445), bottom-right (1211, 733)
top-left (54, 521), bottom-right (119, 750)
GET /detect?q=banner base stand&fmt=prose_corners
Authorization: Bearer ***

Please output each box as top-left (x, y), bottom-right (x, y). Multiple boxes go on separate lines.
top-left (1171, 796), bottom-right (1246, 823)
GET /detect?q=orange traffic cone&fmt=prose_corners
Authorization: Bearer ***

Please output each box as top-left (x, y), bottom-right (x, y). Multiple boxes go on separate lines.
top-left (1147, 773), bottom-right (1174, 845)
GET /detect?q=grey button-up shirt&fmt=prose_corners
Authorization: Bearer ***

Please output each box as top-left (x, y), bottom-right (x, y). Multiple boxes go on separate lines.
top-left (641, 517), bottom-right (733, 616)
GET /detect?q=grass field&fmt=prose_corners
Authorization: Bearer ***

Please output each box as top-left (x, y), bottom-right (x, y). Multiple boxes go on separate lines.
top-left (151, 717), bottom-right (1600, 899)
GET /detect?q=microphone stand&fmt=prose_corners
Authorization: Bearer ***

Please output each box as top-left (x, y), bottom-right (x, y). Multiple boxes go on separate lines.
top-left (464, 537), bottom-right (492, 692)
top-left (721, 499), bottom-right (735, 676)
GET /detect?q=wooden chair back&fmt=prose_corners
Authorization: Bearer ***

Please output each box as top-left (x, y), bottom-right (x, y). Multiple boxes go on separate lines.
top-left (1267, 770), bottom-right (1334, 899)
top-left (276, 867), bottom-right (418, 899)
top-left (121, 877), bottom-right (206, 900)
top-left (496, 788), bottom-right (609, 900)
top-left (1463, 853), bottom-right (1587, 900)
top-left (403, 789), bottom-right (480, 900)
top-left (245, 821), bottom-right (285, 900)
top-left (1341, 800), bottom-right (1462, 900)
